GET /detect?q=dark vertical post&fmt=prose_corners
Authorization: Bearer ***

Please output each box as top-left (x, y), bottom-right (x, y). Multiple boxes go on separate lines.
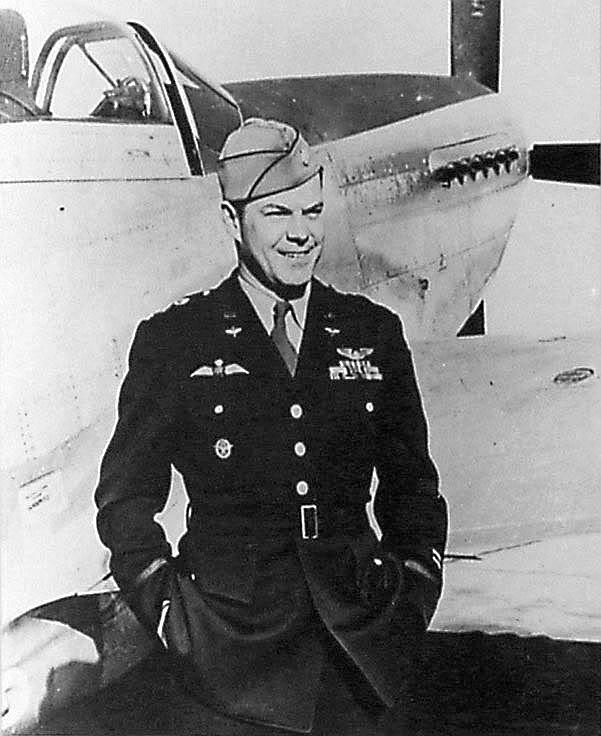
top-left (0, 10), bottom-right (30, 83)
top-left (451, 0), bottom-right (501, 92)
top-left (457, 300), bottom-right (486, 337)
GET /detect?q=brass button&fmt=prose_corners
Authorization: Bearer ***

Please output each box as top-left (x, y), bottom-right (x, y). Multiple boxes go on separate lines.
top-left (290, 404), bottom-right (303, 419)
top-left (365, 402), bottom-right (374, 413)
top-left (294, 442), bottom-right (306, 457)
top-left (214, 404), bottom-right (224, 414)
top-left (296, 481), bottom-right (309, 496)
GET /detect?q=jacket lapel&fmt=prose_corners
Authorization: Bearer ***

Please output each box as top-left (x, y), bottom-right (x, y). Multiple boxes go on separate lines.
top-left (295, 279), bottom-right (333, 385)
top-left (217, 273), bottom-right (293, 383)
top-left (203, 274), bottom-right (334, 384)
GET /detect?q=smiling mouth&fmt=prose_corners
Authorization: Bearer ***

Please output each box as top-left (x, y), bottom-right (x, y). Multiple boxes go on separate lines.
top-left (278, 247), bottom-right (317, 259)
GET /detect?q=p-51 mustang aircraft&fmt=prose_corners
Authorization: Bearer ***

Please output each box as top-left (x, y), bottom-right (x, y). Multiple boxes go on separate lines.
top-left (1, 0), bottom-right (599, 732)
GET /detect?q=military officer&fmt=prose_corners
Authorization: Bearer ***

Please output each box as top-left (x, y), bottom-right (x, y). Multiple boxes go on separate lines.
top-left (95, 118), bottom-right (447, 735)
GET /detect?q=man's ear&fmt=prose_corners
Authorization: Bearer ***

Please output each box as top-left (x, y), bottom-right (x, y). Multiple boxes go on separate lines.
top-left (221, 201), bottom-right (242, 243)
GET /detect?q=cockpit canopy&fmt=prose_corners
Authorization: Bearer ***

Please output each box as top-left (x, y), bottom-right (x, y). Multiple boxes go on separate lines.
top-left (0, 1), bottom-right (242, 172)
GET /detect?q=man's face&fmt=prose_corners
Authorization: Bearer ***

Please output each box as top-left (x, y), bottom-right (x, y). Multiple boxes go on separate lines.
top-left (236, 175), bottom-right (325, 289)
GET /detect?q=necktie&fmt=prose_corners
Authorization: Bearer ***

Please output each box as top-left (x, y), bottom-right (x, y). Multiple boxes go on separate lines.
top-left (271, 300), bottom-right (298, 376)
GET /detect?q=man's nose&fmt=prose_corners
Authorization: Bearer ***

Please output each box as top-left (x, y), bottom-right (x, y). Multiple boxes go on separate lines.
top-left (287, 232), bottom-right (310, 247)
top-left (286, 214), bottom-right (310, 246)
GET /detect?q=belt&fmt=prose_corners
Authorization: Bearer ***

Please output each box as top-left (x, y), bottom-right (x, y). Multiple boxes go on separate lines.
top-left (187, 504), bottom-right (366, 542)
top-left (300, 504), bottom-right (318, 540)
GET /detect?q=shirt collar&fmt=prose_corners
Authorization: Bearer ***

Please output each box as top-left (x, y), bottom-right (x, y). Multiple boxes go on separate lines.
top-left (237, 263), bottom-right (311, 331)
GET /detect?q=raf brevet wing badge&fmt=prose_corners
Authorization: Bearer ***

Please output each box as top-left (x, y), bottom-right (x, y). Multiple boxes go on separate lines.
top-left (225, 326), bottom-right (242, 337)
top-left (190, 365), bottom-right (213, 377)
top-left (224, 363), bottom-right (249, 375)
top-left (330, 347), bottom-right (382, 381)
top-left (191, 359), bottom-right (250, 378)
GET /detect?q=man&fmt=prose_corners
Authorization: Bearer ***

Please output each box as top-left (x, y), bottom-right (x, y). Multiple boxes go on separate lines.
top-left (95, 118), bottom-right (447, 735)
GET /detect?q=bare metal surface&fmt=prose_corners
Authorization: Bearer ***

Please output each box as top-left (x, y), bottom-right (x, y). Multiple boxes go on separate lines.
top-left (434, 533), bottom-right (601, 641)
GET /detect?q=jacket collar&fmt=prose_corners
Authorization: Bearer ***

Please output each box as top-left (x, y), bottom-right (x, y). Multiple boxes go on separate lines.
top-left (211, 272), bottom-right (333, 383)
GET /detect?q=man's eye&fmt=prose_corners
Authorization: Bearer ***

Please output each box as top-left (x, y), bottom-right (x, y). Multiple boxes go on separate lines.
top-left (303, 203), bottom-right (324, 218)
top-left (263, 209), bottom-right (288, 217)
top-left (305, 208), bottom-right (323, 219)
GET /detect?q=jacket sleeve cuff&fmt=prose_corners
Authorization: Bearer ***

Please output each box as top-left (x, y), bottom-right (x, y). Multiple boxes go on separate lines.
top-left (404, 556), bottom-right (443, 627)
top-left (381, 548), bottom-right (443, 627)
top-left (115, 556), bottom-right (174, 635)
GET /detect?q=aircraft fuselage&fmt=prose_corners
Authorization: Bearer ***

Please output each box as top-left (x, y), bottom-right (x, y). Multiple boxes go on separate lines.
top-left (1, 4), bottom-right (530, 731)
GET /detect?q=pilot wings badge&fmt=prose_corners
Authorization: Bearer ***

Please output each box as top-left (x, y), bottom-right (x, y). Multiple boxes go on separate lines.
top-left (336, 347), bottom-right (373, 360)
top-left (224, 363), bottom-right (249, 375)
top-left (190, 365), bottom-right (214, 377)
top-left (330, 347), bottom-right (382, 381)
top-left (190, 359), bottom-right (250, 378)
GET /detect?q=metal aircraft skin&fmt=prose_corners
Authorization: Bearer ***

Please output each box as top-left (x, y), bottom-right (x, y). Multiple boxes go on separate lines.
top-left (1, 1), bottom-right (599, 733)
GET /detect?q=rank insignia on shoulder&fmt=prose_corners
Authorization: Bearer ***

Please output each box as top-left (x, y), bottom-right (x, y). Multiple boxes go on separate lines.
top-left (337, 347), bottom-right (374, 360)
top-left (172, 296), bottom-right (191, 306)
top-left (154, 295), bottom-right (190, 314)
top-left (191, 359), bottom-right (250, 378)
top-left (225, 326), bottom-right (242, 337)
top-left (329, 360), bottom-right (383, 381)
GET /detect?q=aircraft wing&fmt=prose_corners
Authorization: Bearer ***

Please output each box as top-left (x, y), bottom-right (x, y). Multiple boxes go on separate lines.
top-left (411, 330), bottom-right (601, 642)
top-left (434, 532), bottom-right (601, 641)
top-left (414, 331), bottom-right (600, 552)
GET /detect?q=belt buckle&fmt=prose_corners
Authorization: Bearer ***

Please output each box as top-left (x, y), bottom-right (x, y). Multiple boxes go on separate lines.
top-left (300, 504), bottom-right (318, 540)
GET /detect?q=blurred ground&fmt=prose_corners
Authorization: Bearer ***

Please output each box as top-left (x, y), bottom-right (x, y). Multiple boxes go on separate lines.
top-left (414, 632), bottom-right (600, 736)
top-left (31, 630), bottom-right (600, 736)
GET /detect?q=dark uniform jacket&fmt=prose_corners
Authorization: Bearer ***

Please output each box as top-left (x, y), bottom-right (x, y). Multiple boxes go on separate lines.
top-left (95, 272), bottom-right (447, 733)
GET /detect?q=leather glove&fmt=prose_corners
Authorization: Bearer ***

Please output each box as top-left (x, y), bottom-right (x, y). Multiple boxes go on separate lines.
top-left (357, 552), bottom-right (406, 606)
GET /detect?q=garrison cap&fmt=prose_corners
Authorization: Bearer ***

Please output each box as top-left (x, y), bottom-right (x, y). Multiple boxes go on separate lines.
top-left (218, 118), bottom-right (321, 202)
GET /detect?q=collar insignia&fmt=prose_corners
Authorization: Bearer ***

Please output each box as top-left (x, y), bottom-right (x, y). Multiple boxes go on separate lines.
top-left (336, 347), bottom-right (373, 360)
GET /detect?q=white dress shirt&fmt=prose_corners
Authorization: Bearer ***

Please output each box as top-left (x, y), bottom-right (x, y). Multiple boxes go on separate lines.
top-left (237, 264), bottom-right (310, 353)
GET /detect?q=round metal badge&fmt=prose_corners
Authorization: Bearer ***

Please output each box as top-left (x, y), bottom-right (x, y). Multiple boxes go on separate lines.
top-left (214, 438), bottom-right (233, 459)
